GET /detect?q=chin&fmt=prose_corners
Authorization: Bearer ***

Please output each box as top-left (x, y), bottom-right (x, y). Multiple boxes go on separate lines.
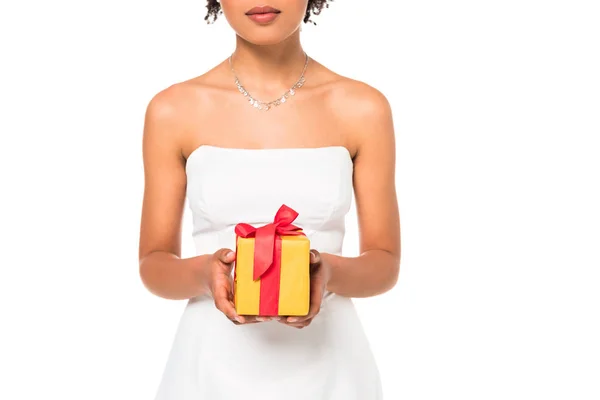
top-left (240, 34), bottom-right (288, 46)
top-left (233, 24), bottom-right (300, 46)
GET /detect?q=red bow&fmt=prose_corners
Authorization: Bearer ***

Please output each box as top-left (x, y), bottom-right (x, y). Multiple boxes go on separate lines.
top-left (235, 204), bottom-right (306, 281)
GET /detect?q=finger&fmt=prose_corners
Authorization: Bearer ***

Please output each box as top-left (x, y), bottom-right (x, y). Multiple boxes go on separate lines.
top-left (278, 318), bottom-right (312, 328)
top-left (228, 315), bottom-right (273, 324)
top-left (214, 284), bottom-right (245, 324)
top-left (245, 315), bottom-right (273, 323)
top-left (296, 319), bottom-right (312, 328)
top-left (309, 249), bottom-right (321, 266)
top-left (216, 297), bottom-right (244, 323)
top-left (218, 248), bottom-right (236, 264)
top-left (308, 282), bottom-right (324, 317)
top-left (229, 317), bottom-right (262, 324)
top-left (278, 317), bottom-right (310, 325)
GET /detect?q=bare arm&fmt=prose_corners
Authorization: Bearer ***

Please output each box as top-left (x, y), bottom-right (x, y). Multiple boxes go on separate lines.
top-left (325, 83), bottom-right (401, 297)
top-left (138, 86), bottom-right (211, 300)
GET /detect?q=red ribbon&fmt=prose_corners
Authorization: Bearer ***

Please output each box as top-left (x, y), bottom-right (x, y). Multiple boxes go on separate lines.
top-left (234, 204), bottom-right (306, 315)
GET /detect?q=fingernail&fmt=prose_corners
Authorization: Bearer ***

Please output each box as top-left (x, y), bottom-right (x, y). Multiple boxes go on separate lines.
top-left (256, 317), bottom-right (267, 322)
top-left (287, 317), bottom-right (299, 323)
top-left (235, 316), bottom-right (243, 323)
top-left (226, 251), bottom-right (234, 258)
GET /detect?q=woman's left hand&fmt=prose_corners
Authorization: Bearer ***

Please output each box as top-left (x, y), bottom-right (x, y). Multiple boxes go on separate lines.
top-left (278, 249), bottom-right (332, 329)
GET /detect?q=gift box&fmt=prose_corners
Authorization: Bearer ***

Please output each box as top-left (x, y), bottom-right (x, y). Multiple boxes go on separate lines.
top-left (233, 204), bottom-right (310, 316)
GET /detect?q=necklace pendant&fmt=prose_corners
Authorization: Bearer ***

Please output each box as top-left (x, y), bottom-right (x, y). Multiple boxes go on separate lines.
top-left (231, 51), bottom-right (309, 111)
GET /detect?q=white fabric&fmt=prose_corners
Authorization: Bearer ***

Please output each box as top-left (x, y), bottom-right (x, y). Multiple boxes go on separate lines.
top-left (154, 145), bottom-right (382, 400)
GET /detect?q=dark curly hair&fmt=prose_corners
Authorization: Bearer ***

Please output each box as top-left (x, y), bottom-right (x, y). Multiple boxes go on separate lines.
top-left (204, 0), bottom-right (332, 25)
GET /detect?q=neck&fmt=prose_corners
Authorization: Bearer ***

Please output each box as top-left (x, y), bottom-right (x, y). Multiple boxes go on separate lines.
top-left (229, 29), bottom-right (308, 95)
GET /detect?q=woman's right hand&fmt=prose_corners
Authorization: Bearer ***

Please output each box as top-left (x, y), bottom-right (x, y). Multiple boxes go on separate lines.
top-left (204, 248), bottom-right (266, 325)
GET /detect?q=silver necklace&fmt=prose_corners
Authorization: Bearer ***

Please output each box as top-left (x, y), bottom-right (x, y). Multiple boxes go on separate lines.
top-left (229, 51), bottom-right (309, 111)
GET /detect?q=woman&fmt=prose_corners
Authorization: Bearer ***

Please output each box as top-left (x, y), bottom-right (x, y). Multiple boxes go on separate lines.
top-left (138, 0), bottom-right (401, 398)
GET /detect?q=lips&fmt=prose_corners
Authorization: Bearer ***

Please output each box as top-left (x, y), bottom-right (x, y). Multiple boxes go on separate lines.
top-left (245, 5), bottom-right (281, 15)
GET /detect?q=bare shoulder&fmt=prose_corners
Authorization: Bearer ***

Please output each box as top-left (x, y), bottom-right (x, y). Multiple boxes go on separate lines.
top-left (309, 59), bottom-right (392, 118)
top-left (143, 66), bottom-right (227, 156)
top-left (145, 69), bottom-right (222, 125)
top-left (318, 72), bottom-right (394, 155)
top-left (328, 76), bottom-right (392, 118)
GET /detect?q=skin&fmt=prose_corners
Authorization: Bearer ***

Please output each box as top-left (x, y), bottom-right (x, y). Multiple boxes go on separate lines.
top-left (139, 0), bottom-right (401, 329)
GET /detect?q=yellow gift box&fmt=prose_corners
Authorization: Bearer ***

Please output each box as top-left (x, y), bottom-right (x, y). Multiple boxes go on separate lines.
top-left (233, 204), bottom-right (310, 316)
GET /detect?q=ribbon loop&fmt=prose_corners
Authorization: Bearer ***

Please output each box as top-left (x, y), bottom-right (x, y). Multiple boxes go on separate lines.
top-left (234, 204), bottom-right (306, 281)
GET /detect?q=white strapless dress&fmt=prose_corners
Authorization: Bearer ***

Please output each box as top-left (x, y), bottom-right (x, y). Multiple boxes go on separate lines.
top-left (153, 145), bottom-right (382, 400)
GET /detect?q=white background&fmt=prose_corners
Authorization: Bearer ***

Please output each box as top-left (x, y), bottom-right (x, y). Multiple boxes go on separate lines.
top-left (1, 0), bottom-right (599, 399)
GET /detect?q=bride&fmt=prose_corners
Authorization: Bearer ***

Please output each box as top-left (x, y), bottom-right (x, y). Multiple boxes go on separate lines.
top-left (138, 1), bottom-right (401, 398)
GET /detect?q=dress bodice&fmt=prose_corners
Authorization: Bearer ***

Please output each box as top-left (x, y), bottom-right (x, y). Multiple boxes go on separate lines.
top-left (185, 145), bottom-right (354, 256)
